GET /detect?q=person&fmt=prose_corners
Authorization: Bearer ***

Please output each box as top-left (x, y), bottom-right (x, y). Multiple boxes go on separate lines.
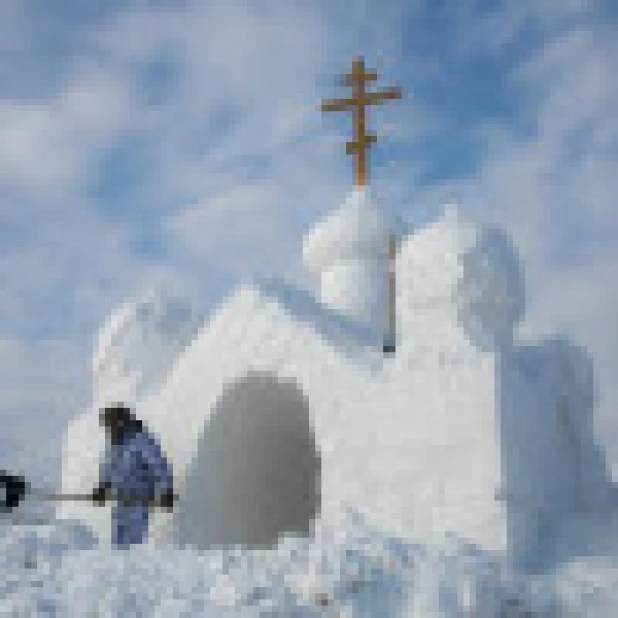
top-left (91, 403), bottom-right (176, 548)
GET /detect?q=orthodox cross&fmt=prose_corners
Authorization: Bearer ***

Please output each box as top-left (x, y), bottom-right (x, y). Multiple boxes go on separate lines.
top-left (321, 56), bottom-right (403, 355)
top-left (320, 56), bottom-right (402, 187)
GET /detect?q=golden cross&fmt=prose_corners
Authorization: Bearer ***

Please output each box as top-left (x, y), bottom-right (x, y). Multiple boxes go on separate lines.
top-left (321, 56), bottom-right (403, 187)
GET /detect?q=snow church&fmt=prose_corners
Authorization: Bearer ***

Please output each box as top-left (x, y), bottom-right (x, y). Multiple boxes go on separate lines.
top-left (59, 58), bottom-right (613, 568)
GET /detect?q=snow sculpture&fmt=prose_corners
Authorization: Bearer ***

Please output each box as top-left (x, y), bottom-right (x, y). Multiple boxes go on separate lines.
top-left (58, 53), bottom-right (614, 568)
top-left (385, 202), bottom-right (613, 569)
top-left (394, 204), bottom-right (525, 354)
top-left (59, 197), bottom-right (613, 570)
top-left (93, 282), bottom-right (200, 408)
top-left (302, 187), bottom-right (390, 338)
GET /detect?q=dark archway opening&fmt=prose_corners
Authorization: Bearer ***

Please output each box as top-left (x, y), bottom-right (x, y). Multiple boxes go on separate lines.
top-left (176, 370), bottom-right (321, 550)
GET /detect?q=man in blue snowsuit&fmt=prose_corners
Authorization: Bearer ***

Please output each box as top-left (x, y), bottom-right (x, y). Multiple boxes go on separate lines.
top-left (91, 404), bottom-right (176, 548)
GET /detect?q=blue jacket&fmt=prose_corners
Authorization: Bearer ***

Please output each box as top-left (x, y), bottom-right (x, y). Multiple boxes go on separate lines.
top-left (98, 427), bottom-right (174, 503)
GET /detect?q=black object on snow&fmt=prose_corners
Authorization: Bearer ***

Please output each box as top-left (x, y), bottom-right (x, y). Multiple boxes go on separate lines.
top-left (0, 470), bottom-right (28, 512)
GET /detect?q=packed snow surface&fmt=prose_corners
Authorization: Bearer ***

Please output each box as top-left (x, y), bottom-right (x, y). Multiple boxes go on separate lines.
top-left (2, 505), bottom-right (618, 616)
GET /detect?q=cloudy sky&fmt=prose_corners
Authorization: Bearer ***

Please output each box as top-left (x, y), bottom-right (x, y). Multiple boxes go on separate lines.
top-left (1, 0), bottom-right (616, 471)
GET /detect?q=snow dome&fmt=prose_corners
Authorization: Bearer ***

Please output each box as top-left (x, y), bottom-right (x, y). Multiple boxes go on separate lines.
top-left (396, 203), bottom-right (525, 352)
top-left (302, 187), bottom-right (390, 333)
top-left (302, 186), bottom-right (390, 271)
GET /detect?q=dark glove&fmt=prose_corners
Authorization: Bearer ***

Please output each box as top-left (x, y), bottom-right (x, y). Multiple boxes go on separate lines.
top-left (159, 492), bottom-right (176, 511)
top-left (91, 484), bottom-right (111, 506)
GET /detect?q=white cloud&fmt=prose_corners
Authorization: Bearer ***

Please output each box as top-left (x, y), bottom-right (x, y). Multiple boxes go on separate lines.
top-left (0, 1), bottom-right (373, 404)
top-left (1, 0), bottom-right (615, 468)
top-left (165, 183), bottom-right (292, 265)
top-left (0, 59), bottom-right (136, 201)
top-left (0, 103), bottom-right (79, 197)
top-left (0, 0), bottom-right (353, 463)
top-left (450, 0), bottom-right (608, 59)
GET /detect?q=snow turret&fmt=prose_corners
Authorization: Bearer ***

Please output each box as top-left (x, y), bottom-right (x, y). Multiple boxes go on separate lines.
top-left (93, 282), bottom-right (200, 408)
top-left (396, 202), bottom-right (526, 353)
top-left (302, 187), bottom-right (390, 337)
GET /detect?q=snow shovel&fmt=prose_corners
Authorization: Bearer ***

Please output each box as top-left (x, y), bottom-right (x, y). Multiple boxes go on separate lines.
top-left (0, 470), bottom-right (177, 513)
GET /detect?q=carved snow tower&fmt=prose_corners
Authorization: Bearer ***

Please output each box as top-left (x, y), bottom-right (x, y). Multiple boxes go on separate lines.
top-left (308, 56), bottom-right (403, 351)
top-left (302, 186), bottom-right (390, 343)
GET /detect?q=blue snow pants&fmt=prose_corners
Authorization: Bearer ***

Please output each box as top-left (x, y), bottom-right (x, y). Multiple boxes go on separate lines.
top-left (112, 504), bottom-right (151, 548)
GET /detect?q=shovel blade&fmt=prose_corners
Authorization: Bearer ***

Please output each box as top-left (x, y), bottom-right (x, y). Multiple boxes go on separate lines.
top-left (0, 471), bottom-right (28, 512)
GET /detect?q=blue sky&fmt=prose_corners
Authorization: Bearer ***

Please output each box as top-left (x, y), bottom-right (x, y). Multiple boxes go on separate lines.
top-left (0, 0), bottom-right (617, 461)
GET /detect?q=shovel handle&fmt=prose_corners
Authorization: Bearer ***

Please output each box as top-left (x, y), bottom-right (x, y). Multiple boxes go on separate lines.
top-left (1, 471), bottom-right (178, 510)
top-left (30, 493), bottom-right (178, 505)
top-left (31, 494), bottom-right (94, 501)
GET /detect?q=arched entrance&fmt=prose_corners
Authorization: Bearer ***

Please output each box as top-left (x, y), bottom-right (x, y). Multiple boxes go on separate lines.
top-left (175, 370), bottom-right (321, 550)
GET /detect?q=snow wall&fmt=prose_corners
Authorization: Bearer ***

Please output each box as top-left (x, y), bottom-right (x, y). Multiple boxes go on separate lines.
top-left (59, 205), bottom-right (613, 570)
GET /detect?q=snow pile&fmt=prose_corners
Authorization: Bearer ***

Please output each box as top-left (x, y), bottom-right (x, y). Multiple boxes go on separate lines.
top-left (93, 282), bottom-right (201, 408)
top-left (3, 506), bottom-right (618, 616)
